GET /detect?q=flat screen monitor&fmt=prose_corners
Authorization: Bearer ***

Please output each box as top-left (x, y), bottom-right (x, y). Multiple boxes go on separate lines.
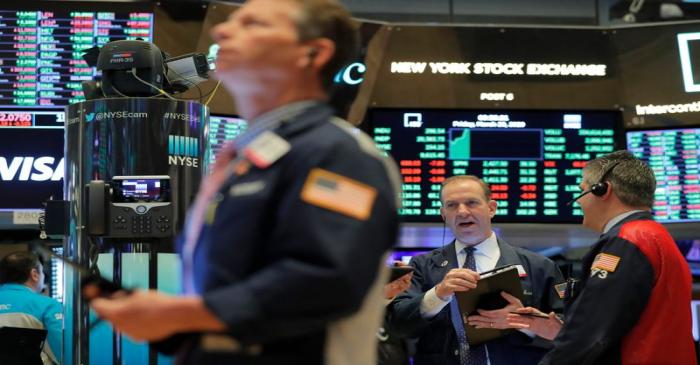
top-left (48, 245), bottom-right (63, 303)
top-left (368, 108), bottom-right (622, 223)
top-left (0, 112), bottom-right (63, 210)
top-left (0, 1), bottom-right (154, 108)
top-left (626, 127), bottom-right (700, 222)
top-left (207, 114), bottom-right (247, 164)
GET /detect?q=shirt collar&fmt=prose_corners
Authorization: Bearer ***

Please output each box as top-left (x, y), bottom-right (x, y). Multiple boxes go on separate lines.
top-left (455, 231), bottom-right (499, 259)
top-left (0, 283), bottom-right (34, 293)
top-left (603, 210), bottom-right (646, 234)
top-left (232, 100), bottom-right (321, 151)
top-left (248, 100), bottom-right (322, 128)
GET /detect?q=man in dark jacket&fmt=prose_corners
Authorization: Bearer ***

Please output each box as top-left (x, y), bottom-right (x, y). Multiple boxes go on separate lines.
top-left (89, 1), bottom-right (401, 364)
top-left (391, 175), bottom-right (563, 365)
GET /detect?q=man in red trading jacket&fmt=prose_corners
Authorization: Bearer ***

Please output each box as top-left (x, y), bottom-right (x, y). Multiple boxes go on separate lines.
top-left (512, 150), bottom-right (697, 365)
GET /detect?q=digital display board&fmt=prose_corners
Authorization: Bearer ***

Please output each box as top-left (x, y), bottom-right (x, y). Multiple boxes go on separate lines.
top-left (207, 114), bottom-right (247, 164)
top-left (0, 109), bottom-right (64, 127)
top-left (0, 126), bottom-right (63, 209)
top-left (0, 2), bottom-right (154, 108)
top-left (369, 109), bottom-right (621, 223)
top-left (0, 107), bottom-right (64, 212)
top-left (627, 128), bottom-right (700, 222)
top-left (49, 245), bottom-right (63, 303)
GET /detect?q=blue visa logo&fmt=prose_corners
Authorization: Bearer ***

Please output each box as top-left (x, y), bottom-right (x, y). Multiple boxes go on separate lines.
top-left (168, 135), bottom-right (199, 167)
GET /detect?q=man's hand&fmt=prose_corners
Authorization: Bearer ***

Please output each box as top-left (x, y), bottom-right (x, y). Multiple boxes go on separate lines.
top-left (90, 289), bottom-right (225, 342)
top-left (507, 307), bottom-right (563, 340)
top-left (466, 291), bottom-right (528, 330)
top-left (435, 268), bottom-right (480, 301)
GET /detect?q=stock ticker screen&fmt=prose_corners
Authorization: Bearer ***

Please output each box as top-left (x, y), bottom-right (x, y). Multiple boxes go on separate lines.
top-left (627, 128), bottom-right (700, 223)
top-left (49, 245), bottom-right (64, 303)
top-left (0, 2), bottom-right (154, 108)
top-left (369, 109), bottom-right (621, 223)
top-left (208, 114), bottom-right (247, 164)
top-left (0, 2), bottom-right (153, 211)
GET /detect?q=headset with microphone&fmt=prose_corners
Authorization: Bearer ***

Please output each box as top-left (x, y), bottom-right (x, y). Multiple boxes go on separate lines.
top-left (305, 47), bottom-right (319, 68)
top-left (567, 161), bottom-right (620, 206)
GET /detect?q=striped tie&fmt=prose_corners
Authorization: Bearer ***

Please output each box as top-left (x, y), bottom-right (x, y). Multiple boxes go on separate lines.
top-left (449, 246), bottom-right (488, 365)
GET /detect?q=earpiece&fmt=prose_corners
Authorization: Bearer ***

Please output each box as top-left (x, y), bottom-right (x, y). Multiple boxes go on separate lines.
top-left (589, 181), bottom-right (609, 197)
top-left (589, 162), bottom-right (620, 197)
top-left (308, 48), bottom-right (318, 58)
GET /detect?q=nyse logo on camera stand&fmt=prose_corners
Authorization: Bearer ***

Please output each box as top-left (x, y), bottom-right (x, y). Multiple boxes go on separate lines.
top-left (168, 135), bottom-right (199, 167)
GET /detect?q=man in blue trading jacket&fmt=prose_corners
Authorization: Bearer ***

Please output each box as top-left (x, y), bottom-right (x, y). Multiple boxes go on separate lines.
top-left (0, 251), bottom-right (63, 364)
top-left (90, 0), bottom-right (401, 364)
top-left (509, 150), bottom-right (697, 364)
top-left (391, 175), bottom-right (563, 365)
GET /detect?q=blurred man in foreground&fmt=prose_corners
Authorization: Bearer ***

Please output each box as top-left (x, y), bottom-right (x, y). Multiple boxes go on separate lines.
top-left (89, 1), bottom-right (400, 364)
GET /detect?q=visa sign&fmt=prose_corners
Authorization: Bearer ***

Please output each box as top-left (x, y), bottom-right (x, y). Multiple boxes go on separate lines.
top-left (0, 156), bottom-right (64, 181)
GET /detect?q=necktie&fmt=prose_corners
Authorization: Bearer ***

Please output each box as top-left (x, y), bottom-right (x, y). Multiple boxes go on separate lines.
top-left (449, 246), bottom-right (488, 365)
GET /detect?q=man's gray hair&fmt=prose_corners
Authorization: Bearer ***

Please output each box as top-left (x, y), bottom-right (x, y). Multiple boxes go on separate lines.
top-left (582, 150), bottom-right (656, 209)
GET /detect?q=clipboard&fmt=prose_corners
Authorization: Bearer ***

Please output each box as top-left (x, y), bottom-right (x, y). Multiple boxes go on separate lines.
top-left (454, 265), bottom-right (524, 345)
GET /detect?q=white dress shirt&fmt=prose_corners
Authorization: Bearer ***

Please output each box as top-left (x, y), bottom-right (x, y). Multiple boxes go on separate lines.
top-left (417, 232), bottom-right (500, 364)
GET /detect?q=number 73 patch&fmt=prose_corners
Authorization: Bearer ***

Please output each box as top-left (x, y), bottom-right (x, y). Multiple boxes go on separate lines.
top-left (590, 253), bottom-right (621, 279)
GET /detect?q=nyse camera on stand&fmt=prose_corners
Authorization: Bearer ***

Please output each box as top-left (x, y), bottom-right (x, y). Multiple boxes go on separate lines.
top-left (80, 39), bottom-right (211, 100)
